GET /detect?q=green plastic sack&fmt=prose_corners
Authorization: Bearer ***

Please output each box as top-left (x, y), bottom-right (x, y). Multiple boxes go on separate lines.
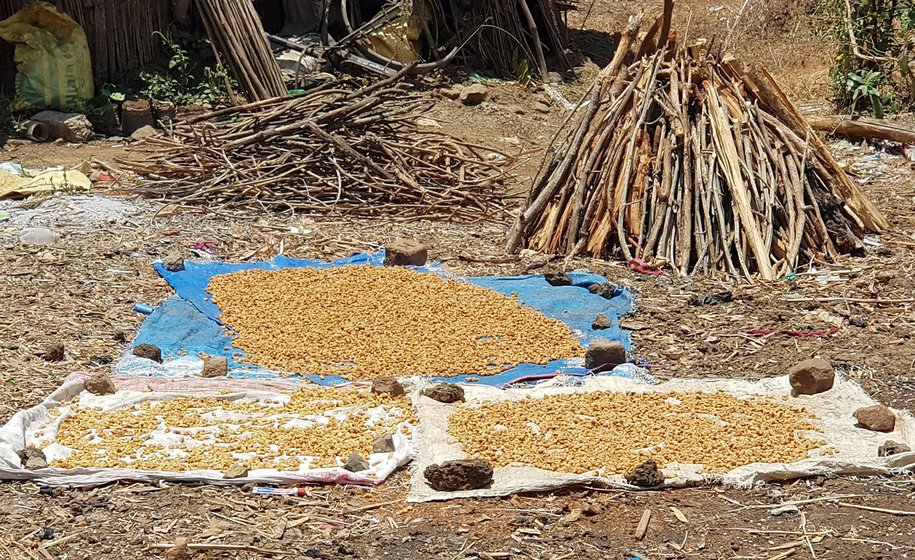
top-left (0, 2), bottom-right (93, 112)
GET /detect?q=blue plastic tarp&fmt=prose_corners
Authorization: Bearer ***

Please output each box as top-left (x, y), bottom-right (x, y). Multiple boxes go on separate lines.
top-left (134, 253), bottom-right (634, 386)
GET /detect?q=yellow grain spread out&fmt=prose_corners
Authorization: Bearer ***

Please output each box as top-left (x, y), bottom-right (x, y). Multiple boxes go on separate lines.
top-left (206, 265), bottom-right (584, 379)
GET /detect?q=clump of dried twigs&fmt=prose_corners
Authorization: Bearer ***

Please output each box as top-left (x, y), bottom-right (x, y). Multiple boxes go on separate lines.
top-left (121, 77), bottom-right (509, 220)
top-left (507, 4), bottom-right (887, 279)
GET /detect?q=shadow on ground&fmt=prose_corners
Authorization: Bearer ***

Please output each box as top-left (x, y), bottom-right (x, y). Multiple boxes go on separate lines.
top-left (569, 29), bottom-right (617, 68)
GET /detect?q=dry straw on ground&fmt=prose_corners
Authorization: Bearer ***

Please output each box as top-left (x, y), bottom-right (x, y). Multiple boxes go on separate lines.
top-left (207, 265), bottom-right (583, 379)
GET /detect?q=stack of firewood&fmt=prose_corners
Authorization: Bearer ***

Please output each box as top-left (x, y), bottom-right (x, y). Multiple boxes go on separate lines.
top-left (120, 77), bottom-right (508, 220)
top-left (507, 3), bottom-right (887, 279)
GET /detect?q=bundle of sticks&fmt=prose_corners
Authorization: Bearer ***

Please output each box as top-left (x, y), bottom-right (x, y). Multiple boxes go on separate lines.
top-left (340, 0), bottom-right (573, 80)
top-left (120, 77), bottom-right (507, 220)
top-left (457, 0), bottom-right (572, 80)
top-left (453, 0), bottom-right (573, 80)
top-left (196, 0), bottom-right (287, 101)
top-left (507, 7), bottom-right (887, 279)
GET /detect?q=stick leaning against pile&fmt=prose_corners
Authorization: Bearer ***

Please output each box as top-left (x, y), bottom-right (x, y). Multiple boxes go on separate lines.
top-left (507, 4), bottom-right (887, 279)
top-left (121, 75), bottom-right (509, 220)
top-left (196, 0), bottom-right (287, 101)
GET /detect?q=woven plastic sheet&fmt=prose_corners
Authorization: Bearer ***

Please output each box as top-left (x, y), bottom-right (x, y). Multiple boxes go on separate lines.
top-left (408, 375), bottom-right (915, 502)
top-left (122, 252), bottom-right (634, 386)
top-left (0, 376), bottom-right (414, 488)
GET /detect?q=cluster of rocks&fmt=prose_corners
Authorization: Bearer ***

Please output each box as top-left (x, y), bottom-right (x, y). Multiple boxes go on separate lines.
top-left (440, 83), bottom-right (558, 114)
top-left (130, 343), bottom-right (230, 379)
top-left (17, 100), bottom-right (177, 145)
top-left (339, 377), bottom-right (411, 474)
top-left (18, 447), bottom-right (48, 470)
top-left (542, 271), bottom-right (629, 369)
top-left (440, 84), bottom-right (491, 106)
top-left (27, 232), bottom-right (910, 502)
top-left (788, 358), bottom-right (902, 440)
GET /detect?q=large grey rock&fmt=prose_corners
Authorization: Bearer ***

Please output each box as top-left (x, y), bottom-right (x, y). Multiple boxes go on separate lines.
top-left (164, 252), bottom-right (185, 272)
top-left (224, 463), bottom-right (249, 479)
top-left (18, 447), bottom-right (48, 470)
top-left (29, 110), bottom-right (94, 143)
top-left (344, 453), bottom-right (369, 472)
top-left (625, 459), bottom-right (663, 488)
top-left (422, 383), bottom-right (464, 403)
top-left (460, 84), bottom-right (490, 106)
top-left (587, 282), bottom-right (617, 299)
top-left (592, 314), bottom-right (612, 330)
top-left (130, 125), bottom-right (158, 141)
top-left (544, 272), bottom-right (572, 286)
top-left (372, 434), bottom-right (396, 454)
top-left (383, 239), bottom-right (428, 267)
top-left (878, 440), bottom-right (910, 457)
top-left (85, 372), bottom-right (117, 395)
top-left (201, 355), bottom-right (228, 378)
top-left (441, 85), bottom-right (464, 100)
top-left (132, 343), bottom-right (163, 363)
top-left (371, 377), bottom-right (405, 398)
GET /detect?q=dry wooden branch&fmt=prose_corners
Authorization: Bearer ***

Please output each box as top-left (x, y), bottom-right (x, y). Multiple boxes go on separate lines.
top-left (838, 502), bottom-right (915, 516)
top-left (807, 115), bottom-right (915, 145)
top-left (634, 509), bottom-right (652, 540)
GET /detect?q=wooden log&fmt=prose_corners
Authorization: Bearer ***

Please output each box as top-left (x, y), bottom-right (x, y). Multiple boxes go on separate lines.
top-left (806, 115), bottom-right (915, 145)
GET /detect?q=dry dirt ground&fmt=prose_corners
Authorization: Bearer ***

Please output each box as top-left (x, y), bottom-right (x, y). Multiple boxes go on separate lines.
top-left (2, 1), bottom-right (915, 559)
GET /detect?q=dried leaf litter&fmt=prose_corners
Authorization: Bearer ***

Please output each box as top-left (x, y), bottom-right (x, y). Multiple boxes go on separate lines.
top-left (206, 265), bottom-right (584, 379)
top-left (45, 387), bottom-right (414, 471)
top-left (449, 392), bottom-right (827, 474)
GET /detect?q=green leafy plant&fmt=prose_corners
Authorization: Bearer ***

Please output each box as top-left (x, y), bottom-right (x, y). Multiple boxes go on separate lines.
top-left (826, 0), bottom-right (915, 114)
top-left (511, 50), bottom-right (533, 87)
top-left (845, 69), bottom-right (887, 116)
top-left (0, 96), bottom-right (23, 138)
top-left (140, 31), bottom-right (234, 105)
top-left (100, 83), bottom-right (126, 103)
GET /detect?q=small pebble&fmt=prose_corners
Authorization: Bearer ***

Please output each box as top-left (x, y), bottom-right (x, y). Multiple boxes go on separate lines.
top-left (41, 342), bottom-right (65, 362)
top-left (769, 504), bottom-right (799, 516)
top-left (592, 313), bottom-right (613, 330)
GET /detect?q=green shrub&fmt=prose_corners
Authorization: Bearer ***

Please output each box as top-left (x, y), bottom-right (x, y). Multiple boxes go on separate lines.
top-left (827, 0), bottom-right (915, 114)
top-left (140, 31), bottom-right (235, 106)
